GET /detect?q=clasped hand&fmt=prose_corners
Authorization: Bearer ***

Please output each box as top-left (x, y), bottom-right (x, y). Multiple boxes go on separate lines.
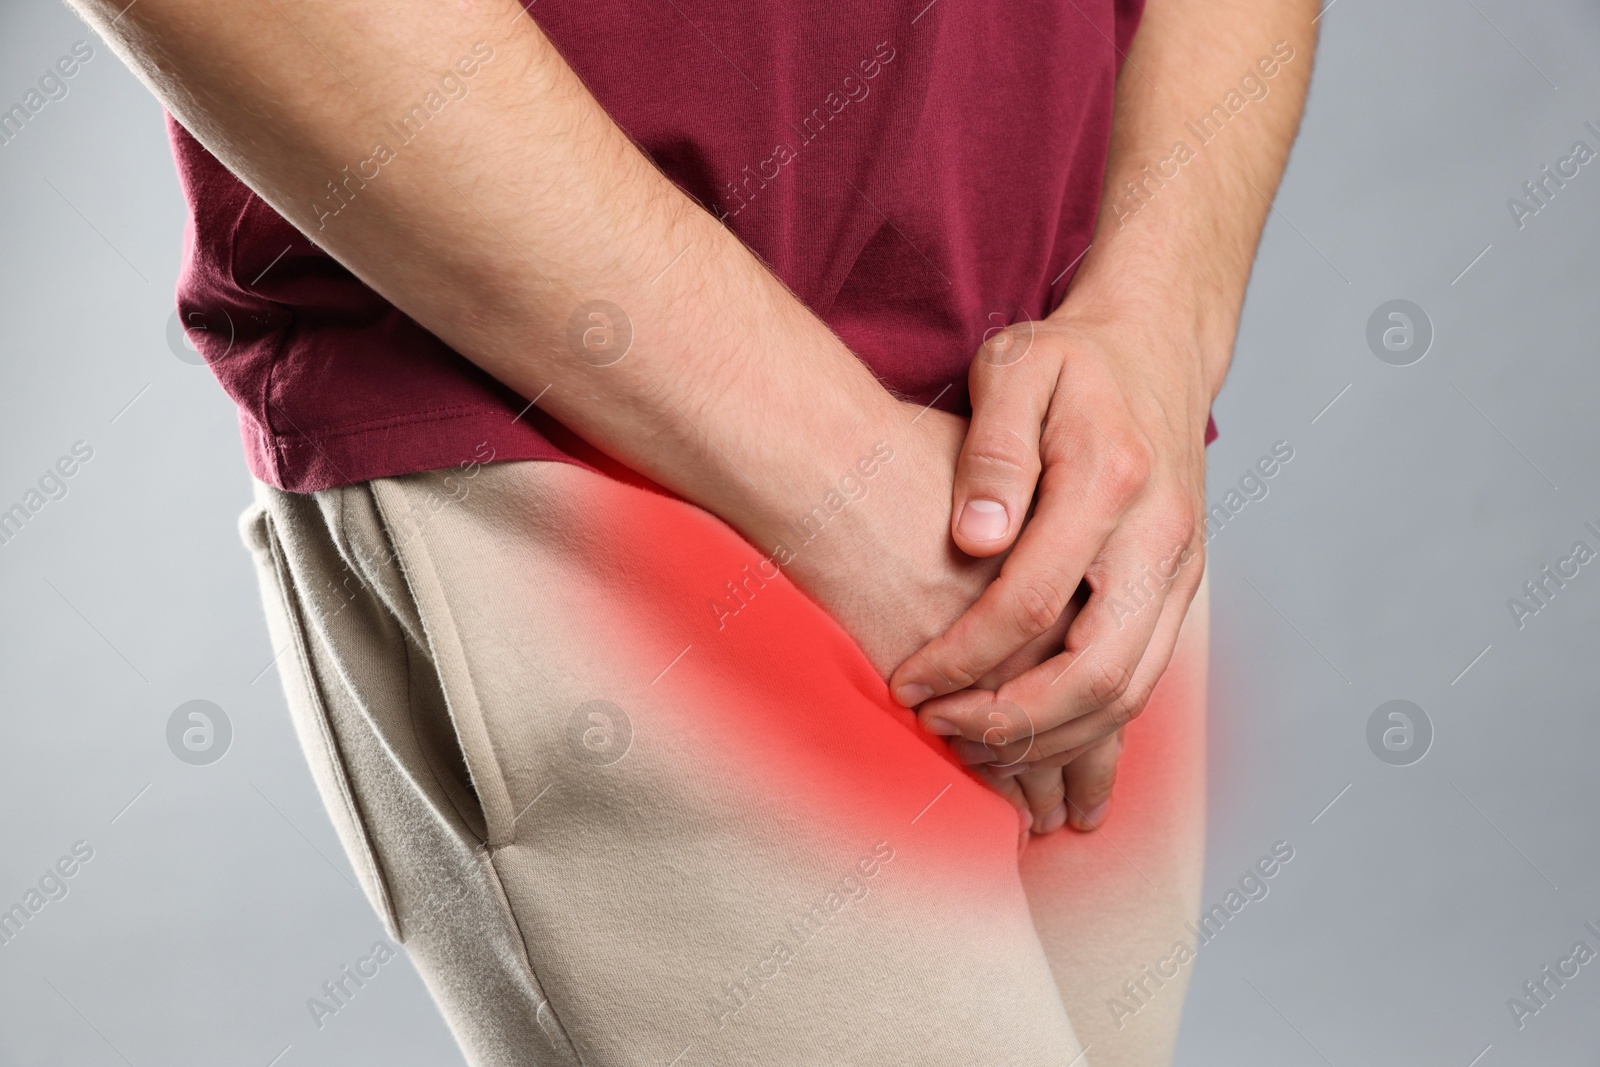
top-left (893, 307), bottom-right (1212, 836)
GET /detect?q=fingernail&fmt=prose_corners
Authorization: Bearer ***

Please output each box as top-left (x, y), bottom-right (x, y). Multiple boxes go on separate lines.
top-left (989, 760), bottom-right (1028, 777)
top-left (895, 683), bottom-right (933, 707)
top-left (1018, 805), bottom-right (1034, 838)
top-left (957, 498), bottom-right (1009, 542)
top-left (924, 716), bottom-right (961, 736)
top-left (1039, 802), bottom-right (1068, 834)
top-left (1073, 801), bottom-right (1110, 831)
top-left (953, 739), bottom-right (997, 765)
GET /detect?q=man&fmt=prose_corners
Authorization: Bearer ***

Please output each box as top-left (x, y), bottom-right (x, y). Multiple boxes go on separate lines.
top-left (70, 0), bottom-right (1313, 1062)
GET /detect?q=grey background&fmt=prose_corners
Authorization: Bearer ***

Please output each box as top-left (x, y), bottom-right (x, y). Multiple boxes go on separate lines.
top-left (2, 1), bottom-right (1597, 1064)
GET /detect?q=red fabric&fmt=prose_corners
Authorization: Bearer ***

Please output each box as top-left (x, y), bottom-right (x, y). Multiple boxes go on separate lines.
top-left (168, 0), bottom-right (1212, 493)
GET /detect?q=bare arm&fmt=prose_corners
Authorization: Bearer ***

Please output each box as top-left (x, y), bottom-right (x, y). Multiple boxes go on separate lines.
top-left (1072, 0), bottom-right (1317, 393)
top-left (67, 0), bottom-right (1005, 672)
top-left (893, 0), bottom-right (1318, 827)
top-left (68, 0), bottom-right (909, 567)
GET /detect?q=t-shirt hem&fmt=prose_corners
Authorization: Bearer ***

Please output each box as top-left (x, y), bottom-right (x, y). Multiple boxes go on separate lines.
top-left (242, 409), bottom-right (596, 493)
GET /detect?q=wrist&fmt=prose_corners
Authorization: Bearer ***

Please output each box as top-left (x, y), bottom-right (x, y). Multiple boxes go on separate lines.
top-left (755, 400), bottom-right (998, 676)
top-left (718, 368), bottom-right (912, 559)
top-left (1045, 289), bottom-right (1222, 439)
top-left (1058, 239), bottom-right (1237, 405)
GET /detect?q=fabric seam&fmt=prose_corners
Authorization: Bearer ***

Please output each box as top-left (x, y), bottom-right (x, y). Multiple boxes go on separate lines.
top-left (363, 475), bottom-right (588, 1064)
top-left (261, 504), bottom-right (403, 940)
top-left (363, 480), bottom-right (515, 841)
top-left (226, 195), bottom-right (287, 478)
top-left (265, 403), bottom-right (530, 446)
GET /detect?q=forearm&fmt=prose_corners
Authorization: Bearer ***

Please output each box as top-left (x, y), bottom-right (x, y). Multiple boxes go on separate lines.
top-left (67, 0), bottom-right (898, 553)
top-left (1062, 0), bottom-right (1318, 402)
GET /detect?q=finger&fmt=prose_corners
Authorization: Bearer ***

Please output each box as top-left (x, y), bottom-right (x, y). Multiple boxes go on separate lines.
top-left (924, 694), bottom-right (1039, 766)
top-left (977, 565), bottom-right (1201, 766)
top-left (1064, 732), bottom-right (1122, 831)
top-left (893, 486), bottom-right (1113, 708)
top-left (950, 324), bottom-right (1053, 557)
top-left (920, 609), bottom-right (1077, 766)
top-left (1017, 766), bottom-right (1068, 834)
top-left (974, 591), bottom-right (1080, 690)
top-left (914, 519), bottom-right (1191, 747)
top-left (894, 409), bottom-right (1180, 708)
top-left (999, 516), bottom-right (1200, 749)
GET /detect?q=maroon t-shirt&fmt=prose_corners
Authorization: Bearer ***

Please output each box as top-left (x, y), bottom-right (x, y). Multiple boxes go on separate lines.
top-left (169, 0), bottom-right (1205, 492)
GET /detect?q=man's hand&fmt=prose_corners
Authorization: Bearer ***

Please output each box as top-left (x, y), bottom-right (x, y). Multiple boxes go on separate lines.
top-left (774, 399), bottom-right (1112, 837)
top-left (983, 735), bottom-right (1123, 835)
top-left (889, 311), bottom-right (1210, 776)
top-left (950, 593), bottom-right (1127, 837)
top-left (888, 0), bottom-right (1317, 793)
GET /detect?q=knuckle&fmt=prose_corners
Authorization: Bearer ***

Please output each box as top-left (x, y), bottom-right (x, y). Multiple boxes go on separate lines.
top-left (1022, 775), bottom-right (1064, 810)
top-left (977, 323), bottom-right (1036, 367)
top-left (1097, 436), bottom-right (1153, 501)
top-left (1075, 774), bottom-right (1117, 810)
top-left (931, 656), bottom-right (982, 692)
top-left (1108, 678), bottom-right (1156, 728)
top-left (939, 634), bottom-right (1016, 692)
top-left (962, 431), bottom-right (1038, 484)
top-left (1154, 498), bottom-right (1199, 552)
top-left (1085, 654), bottom-right (1135, 709)
top-left (987, 702), bottom-right (1035, 747)
top-left (1007, 574), bottom-right (1070, 636)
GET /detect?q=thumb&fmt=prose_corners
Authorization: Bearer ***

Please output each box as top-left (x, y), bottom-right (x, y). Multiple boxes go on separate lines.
top-left (952, 324), bottom-right (1049, 557)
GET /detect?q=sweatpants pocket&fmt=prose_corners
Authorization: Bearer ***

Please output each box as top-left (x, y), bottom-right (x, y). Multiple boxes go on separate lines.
top-left (239, 496), bottom-right (402, 941)
top-left (244, 480), bottom-right (584, 1067)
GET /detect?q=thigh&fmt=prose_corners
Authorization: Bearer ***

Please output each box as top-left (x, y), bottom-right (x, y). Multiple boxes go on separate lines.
top-left (270, 457), bottom-right (1093, 1066)
top-left (1019, 573), bottom-right (1209, 1067)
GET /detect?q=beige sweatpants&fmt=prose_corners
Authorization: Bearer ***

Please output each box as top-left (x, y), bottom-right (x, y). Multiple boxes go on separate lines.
top-left (241, 457), bottom-right (1207, 1067)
